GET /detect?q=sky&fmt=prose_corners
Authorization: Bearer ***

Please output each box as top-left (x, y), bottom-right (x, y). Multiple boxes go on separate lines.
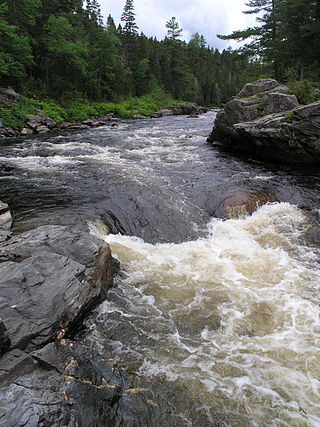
top-left (99, 0), bottom-right (257, 50)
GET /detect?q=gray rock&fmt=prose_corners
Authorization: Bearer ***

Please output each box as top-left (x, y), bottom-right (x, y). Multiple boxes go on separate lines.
top-left (0, 119), bottom-right (3, 128)
top-left (20, 127), bottom-right (34, 135)
top-left (237, 78), bottom-right (278, 98)
top-left (0, 201), bottom-right (9, 215)
top-left (1, 88), bottom-right (20, 100)
top-left (0, 224), bottom-right (117, 352)
top-left (0, 340), bottom-right (175, 427)
top-left (36, 124), bottom-right (50, 134)
top-left (0, 320), bottom-right (11, 355)
top-left (209, 79), bottom-right (320, 164)
top-left (0, 210), bottom-right (12, 230)
top-left (265, 92), bottom-right (298, 114)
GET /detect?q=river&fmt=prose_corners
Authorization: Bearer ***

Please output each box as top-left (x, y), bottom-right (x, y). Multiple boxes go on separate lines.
top-left (1, 112), bottom-right (320, 425)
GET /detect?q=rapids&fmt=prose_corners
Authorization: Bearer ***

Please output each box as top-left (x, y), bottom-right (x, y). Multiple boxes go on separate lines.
top-left (1, 111), bottom-right (319, 425)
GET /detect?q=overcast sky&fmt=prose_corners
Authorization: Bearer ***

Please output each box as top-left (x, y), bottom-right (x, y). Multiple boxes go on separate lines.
top-left (99, 0), bottom-right (257, 50)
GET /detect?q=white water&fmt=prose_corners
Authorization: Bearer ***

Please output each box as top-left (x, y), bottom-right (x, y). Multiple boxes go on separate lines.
top-left (89, 202), bottom-right (320, 426)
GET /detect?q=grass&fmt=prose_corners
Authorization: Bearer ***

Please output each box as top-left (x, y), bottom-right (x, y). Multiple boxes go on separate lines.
top-left (0, 88), bottom-right (181, 130)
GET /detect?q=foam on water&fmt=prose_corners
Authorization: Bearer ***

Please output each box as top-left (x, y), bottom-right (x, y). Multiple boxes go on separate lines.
top-left (88, 202), bottom-right (320, 425)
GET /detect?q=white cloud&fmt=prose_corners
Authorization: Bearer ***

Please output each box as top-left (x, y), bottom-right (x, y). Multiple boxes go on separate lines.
top-left (99, 0), bottom-right (257, 49)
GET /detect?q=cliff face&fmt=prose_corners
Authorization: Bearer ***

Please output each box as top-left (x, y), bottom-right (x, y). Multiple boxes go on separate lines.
top-left (208, 79), bottom-right (320, 164)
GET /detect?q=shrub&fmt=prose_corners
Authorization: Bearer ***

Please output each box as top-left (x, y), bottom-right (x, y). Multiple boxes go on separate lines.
top-left (289, 80), bottom-right (320, 105)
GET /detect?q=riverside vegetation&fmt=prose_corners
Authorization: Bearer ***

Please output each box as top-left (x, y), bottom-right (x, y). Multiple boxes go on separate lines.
top-left (1, 0), bottom-right (318, 135)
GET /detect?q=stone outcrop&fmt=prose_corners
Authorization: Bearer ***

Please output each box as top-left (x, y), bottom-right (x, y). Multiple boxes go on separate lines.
top-left (208, 79), bottom-right (320, 164)
top-left (0, 203), bottom-right (187, 425)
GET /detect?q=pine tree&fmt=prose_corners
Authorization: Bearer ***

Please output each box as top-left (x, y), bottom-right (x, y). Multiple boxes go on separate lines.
top-left (218, 0), bottom-right (281, 79)
top-left (165, 17), bottom-right (183, 41)
top-left (86, 0), bottom-right (103, 25)
top-left (121, 0), bottom-right (138, 36)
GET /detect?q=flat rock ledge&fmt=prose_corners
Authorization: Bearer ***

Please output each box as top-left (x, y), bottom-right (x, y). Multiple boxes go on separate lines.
top-left (208, 78), bottom-right (320, 164)
top-left (0, 205), bottom-right (156, 426)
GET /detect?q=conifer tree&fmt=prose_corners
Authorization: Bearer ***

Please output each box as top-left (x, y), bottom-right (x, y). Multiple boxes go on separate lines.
top-left (121, 0), bottom-right (138, 36)
top-left (218, 0), bottom-right (281, 79)
top-left (165, 17), bottom-right (183, 41)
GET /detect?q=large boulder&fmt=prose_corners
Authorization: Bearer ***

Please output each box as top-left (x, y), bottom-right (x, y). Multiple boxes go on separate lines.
top-left (208, 79), bottom-right (320, 164)
top-left (0, 224), bottom-right (117, 352)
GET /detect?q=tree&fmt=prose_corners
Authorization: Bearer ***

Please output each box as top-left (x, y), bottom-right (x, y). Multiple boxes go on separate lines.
top-left (165, 17), bottom-right (183, 41)
top-left (0, 3), bottom-right (34, 87)
top-left (121, 0), bottom-right (138, 36)
top-left (86, 0), bottom-right (103, 25)
top-left (218, 0), bottom-right (281, 79)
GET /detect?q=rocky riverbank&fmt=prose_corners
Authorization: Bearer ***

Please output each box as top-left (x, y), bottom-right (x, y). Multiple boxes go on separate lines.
top-left (208, 79), bottom-right (320, 164)
top-left (0, 88), bottom-right (207, 139)
top-left (0, 203), bottom-right (173, 425)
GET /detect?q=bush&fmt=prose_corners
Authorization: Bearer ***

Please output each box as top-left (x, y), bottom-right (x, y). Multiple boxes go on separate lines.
top-left (289, 80), bottom-right (320, 104)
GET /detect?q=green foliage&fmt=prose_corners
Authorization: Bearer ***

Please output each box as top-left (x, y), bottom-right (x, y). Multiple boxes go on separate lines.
top-left (284, 110), bottom-right (294, 121)
top-left (289, 81), bottom-right (320, 104)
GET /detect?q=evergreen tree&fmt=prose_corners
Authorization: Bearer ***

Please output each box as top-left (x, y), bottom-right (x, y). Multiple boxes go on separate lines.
top-left (165, 17), bottom-right (183, 41)
top-left (121, 0), bottom-right (138, 36)
top-left (86, 0), bottom-right (103, 25)
top-left (218, 0), bottom-right (281, 79)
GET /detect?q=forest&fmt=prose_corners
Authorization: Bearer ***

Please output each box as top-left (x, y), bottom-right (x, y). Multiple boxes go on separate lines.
top-left (0, 0), bottom-right (319, 110)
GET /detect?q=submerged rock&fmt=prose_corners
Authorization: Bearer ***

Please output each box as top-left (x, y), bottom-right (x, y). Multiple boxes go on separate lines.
top-left (208, 79), bottom-right (320, 164)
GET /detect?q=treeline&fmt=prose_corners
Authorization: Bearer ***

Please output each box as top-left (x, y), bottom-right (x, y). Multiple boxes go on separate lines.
top-left (0, 0), bottom-right (263, 106)
top-left (219, 0), bottom-right (320, 82)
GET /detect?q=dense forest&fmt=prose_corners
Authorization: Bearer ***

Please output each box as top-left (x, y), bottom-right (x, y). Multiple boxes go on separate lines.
top-left (0, 0), bottom-right (319, 108)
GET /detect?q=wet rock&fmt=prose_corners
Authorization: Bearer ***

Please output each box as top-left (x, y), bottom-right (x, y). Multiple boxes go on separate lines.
top-left (0, 224), bottom-right (117, 352)
top-left (0, 320), bottom-right (11, 355)
top-left (223, 190), bottom-right (277, 218)
top-left (188, 113), bottom-right (199, 118)
top-left (0, 201), bottom-right (12, 242)
top-left (209, 79), bottom-right (320, 164)
top-left (0, 340), bottom-right (177, 427)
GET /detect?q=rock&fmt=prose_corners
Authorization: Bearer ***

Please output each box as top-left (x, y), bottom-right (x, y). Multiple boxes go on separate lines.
top-left (20, 127), bottom-right (34, 135)
top-left (26, 113), bottom-right (56, 132)
top-left (36, 124), bottom-right (50, 134)
top-left (0, 210), bottom-right (12, 230)
top-left (157, 108), bottom-right (174, 117)
top-left (0, 201), bottom-right (12, 242)
top-left (209, 79), bottom-right (320, 164)
top-left (0, 119), bottom-right (3, 128)
top-left (132, 114), bottom-right (146, 119)
top-left (82, 119), bottom-right (98, 127)
top-left (237, 78), bottom-right (278, 98)
top-left (0, 128), bottom-right (18, 138)
top-left (171, 103), bottom-right (207, 116)
top-left (1, 88), bottom-right (20, 100)
top-left (0, 340), bottom-right (174, 427)
top-left (0, 224), bottom-right (117, 352)
top-left (223, 190), bottom-right (277, 219)
top-left (0, 319), bottom-right (11, 355)
top-left (264, 92), bottom-right (298, 114)
top-left (0, 201), bottom-right (9, 215)
top-left (188, 114), bottom-right (199, 118)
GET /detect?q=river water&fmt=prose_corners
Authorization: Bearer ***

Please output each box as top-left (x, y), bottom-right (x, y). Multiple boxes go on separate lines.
top-left (1, 112), bottom-right (320, 425)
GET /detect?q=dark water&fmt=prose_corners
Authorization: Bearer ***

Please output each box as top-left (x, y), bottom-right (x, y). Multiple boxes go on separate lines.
top-left (1, 112), bottom-right (320, 425)
top-left (0, 112), bottom-right (319, 241)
